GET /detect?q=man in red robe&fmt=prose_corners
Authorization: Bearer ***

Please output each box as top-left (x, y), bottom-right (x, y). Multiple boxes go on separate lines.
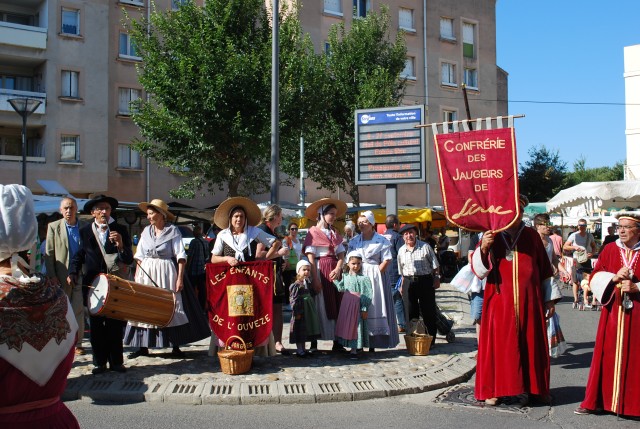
top-left (575, 213), bottom-right (640, 417)
top-left (471, 196), bottom-right (558, 405)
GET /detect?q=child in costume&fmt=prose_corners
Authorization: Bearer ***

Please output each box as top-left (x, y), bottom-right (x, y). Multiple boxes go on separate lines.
top-left (289, 259), bottom-right (320, 357)
top-left (333, 251), bottom-right (373, 359)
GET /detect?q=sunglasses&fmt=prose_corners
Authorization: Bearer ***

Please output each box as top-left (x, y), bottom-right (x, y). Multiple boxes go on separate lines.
top-left (289, 227), bottom-right (298, 231)
top-left (578, 224), bottom-right (587, 227)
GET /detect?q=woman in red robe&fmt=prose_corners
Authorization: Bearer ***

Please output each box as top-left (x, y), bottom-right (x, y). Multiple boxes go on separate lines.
top-left (471, 212), bottom-right (557, 405)
top-left (576, 213), bottom-right (640, 417)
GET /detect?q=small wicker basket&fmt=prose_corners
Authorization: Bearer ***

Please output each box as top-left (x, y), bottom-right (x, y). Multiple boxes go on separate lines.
top-left (404, 319), bottom-right (433, 356)
top-left (218, 335), bottom-right (254, 375)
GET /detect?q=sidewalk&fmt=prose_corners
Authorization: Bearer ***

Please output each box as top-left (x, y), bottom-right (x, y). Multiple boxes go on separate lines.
top-left (64, 284), bottom-right (477, 405)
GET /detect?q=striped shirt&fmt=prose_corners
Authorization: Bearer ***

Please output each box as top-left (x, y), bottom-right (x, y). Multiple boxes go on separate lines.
top-left (397, 240), bottom-right (439, 276)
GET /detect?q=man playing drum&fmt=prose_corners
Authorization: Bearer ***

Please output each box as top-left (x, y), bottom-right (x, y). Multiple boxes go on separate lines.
top-left (68, 195), bottom-right (134, 374)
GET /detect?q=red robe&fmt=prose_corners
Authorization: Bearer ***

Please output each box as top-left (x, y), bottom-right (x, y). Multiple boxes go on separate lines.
top-left (472, 225), bottom-right (554, 400)
top-left (580, 242), bottom-right (640, 417)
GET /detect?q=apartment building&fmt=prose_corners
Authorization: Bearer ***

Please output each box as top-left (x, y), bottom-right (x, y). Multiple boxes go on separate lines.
top-left (0, 0), bottom-right (506, 209)
top-left (625, 44), bottom-right (640, 180)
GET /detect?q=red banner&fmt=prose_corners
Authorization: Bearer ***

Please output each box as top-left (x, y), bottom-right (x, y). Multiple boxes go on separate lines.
top-left (206, 260), bottom-right (274, 350)
top-left (434, 127), bottom-right (520, 231)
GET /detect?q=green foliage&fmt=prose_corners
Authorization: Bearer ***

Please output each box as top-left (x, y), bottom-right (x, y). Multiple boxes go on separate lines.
top-left (518, 146), bottom-right (567, 201)
top-left (279, 6), bottom-right (408, 205)
top-left (563, 156), bottom-right (625, 187)
top-left (127, 0), bottom-right (310, 198)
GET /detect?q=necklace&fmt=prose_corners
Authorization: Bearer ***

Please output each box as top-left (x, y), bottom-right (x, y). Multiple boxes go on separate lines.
top-left (620, 248), bottom-right (638, 310)
top-left (500, 223), bottom-right (525, 262)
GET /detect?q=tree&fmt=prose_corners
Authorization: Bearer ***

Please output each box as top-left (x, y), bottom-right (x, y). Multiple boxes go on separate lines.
top-left (127, 0), bottom-right (313, 198)
top-left (518, 146), bottom-right (567, 201)
top-left (563, 156), bottom-right (625, 187)
top-left (279, 6), bottom-right (408, 205)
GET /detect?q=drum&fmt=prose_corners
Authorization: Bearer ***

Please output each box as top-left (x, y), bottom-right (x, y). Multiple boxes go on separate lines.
top-left (89, 274), bottom-right (176, 327)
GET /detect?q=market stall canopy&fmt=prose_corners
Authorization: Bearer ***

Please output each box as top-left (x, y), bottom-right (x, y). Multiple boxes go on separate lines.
top-left (546, 180), bottom-right (640, 214)
top-left (367, 207), bottom-right (448, 228)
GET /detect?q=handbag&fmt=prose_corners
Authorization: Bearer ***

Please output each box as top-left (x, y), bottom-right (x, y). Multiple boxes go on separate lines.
top-left (450, 264), bottom-right (485, 294)
top-left (575, 249), bottom-right (589, 264)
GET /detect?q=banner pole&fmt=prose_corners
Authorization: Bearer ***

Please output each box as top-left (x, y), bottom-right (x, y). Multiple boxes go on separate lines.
top-left (462, 84), bottom-right (473, 131)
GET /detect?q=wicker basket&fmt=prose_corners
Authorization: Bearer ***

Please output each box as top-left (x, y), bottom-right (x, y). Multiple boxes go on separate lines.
top-left (218, 335), bottom-right (254, 375)
top-left (404, 319), bottom-right (433, 356)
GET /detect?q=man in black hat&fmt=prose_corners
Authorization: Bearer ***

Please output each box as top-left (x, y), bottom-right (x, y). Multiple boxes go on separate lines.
top-left (397, 223), bottom-right (440, 343)
top-left (68, 195), bottom-right (134, 374)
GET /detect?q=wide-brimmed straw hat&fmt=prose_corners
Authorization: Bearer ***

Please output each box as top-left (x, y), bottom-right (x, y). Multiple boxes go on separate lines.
top-left (84, 194), bottom-right (119, 214)
top-left (305, 198), bottom-right (347, 221)
top-left (139, 199), bottom-right (176, 222)
top-left (214, 197), bottom-right (262, 229)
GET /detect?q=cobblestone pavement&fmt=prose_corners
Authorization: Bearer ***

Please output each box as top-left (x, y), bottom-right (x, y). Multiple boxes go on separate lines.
top-left (64, 285), bottom-right (477, 405)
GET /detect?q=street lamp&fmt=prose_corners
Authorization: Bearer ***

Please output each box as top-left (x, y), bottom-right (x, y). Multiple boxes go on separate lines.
top-left (8, 97), bottom-right (42, 186)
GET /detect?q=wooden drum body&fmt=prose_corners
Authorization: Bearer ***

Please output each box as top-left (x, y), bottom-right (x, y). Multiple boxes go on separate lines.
top-left (89, 274), bottom-right (176, 327)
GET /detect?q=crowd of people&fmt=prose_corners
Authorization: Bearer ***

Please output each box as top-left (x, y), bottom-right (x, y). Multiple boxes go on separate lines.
top-left (2, 187), bottom-right (639, 424)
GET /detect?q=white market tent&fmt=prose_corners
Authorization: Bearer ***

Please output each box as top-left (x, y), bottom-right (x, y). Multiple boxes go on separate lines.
top-left (546, 180), bottom-right (640, 215)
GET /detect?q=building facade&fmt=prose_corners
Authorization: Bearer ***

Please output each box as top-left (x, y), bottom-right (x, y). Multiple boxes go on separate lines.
top-left (625, 44), bottom-right (640, 180)
top-left (0, 0), bottom-right (506, 209)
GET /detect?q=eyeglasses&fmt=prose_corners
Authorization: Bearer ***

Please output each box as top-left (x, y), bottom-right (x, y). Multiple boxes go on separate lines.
top-left (616, 225), bottom-right (638, 231)
top-left (536, 222), bottom-right (551, 227)
top-left (578, 224), bottom-right (587, 227)
top-left (289, 227), bottom-right (298, 231)
top-left (357, 221), bottom-right (370, 226)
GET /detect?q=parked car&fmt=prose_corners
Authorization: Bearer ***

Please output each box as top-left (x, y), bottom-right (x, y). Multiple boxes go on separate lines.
top-left (177, 225), bottom-right (195, 251)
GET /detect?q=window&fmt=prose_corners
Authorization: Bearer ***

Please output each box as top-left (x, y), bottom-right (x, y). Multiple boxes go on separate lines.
top-left (440, 18), bottom-right (455, 40)
top-left (1, 75), bottom-right (34, 92)
top-left (118, 144), bottom-right (141, 169)
top-left (118, 88), bottom-right (141, 115)
top-left (0, 135), bottom-right (43, 157)
top-left (324, 0), bottom-right (342, 15)
top-left (60, 135), bottom-right (80, 162)
top-left (61, 8), bottom-right (80, 35)
top-left (324, 42), bottom-right (331, 55)
top-left (401, 57), bottom-right (415, 79)
top-left (119, 33), bottom-right (139, 59)
top-left (61, 70), bottom-right (79, 98)
top-left (443, 110), bottom-right (457, 132)
top-left (441, 62), bottom-right (457, 86)
top-left (119, 0), bottom-right (144, 5)
top-left (463, 23), bottom-right (476, 58)
top-left (399, 8), bottom-right (414, 31)
top-left (0, 11), bottom-right (35, 26)
top-left (464, 68), bottom-right (478, 89)
top-left (353, 0), bottom-right (370, 18)
top-left (172, 0), bottom-right (188, 10)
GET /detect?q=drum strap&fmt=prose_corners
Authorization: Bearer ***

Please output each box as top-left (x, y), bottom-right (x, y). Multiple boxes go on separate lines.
top-left (134, 259), bottom-right (162, 289)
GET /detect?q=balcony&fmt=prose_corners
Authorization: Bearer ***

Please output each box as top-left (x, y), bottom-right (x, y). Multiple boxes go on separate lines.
top-left (0, 21), bottom-right (46, 50)
top-left (0, 89), bottom-right (45, 114)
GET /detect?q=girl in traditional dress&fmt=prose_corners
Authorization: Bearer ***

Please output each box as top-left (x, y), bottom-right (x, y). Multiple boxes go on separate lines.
top-left (125, 199), bottom-right (210, 358)
top-left (348, 211), bottom-right (399, 351)
top-left (289, 260), bottom-right (320, 357)
top-left (302, 198), bottom-right (347, 352)
top-left (333, 251), bottom-right (372, 359)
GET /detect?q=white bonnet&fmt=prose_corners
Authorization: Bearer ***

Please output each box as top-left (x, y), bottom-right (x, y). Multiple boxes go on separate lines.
top-left (360, 210), bottom-right (375, 226)
top-left (296, 259), bottom-right (311, 273)
top-left (0, 184), bottom-right (37, 262)
top-left (346, 250), bottom-right (362, 261)
top-left (344, 220), bottom-right (355, 231)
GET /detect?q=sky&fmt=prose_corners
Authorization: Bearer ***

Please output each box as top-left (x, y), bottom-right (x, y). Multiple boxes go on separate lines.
top-left (495, 0), bottom-right (640, 171)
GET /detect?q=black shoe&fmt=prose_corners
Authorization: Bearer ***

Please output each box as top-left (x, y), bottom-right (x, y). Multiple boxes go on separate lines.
top-left (349, 353), bottom-right (360, 360)
top-left (369, 348), bottom-right (375, 353)
top-left (332, 343), bottom-right (347, 353)
top-left (110, 365), bottom-right (127, 373)
top-left (170, 347), bottom-right (186, 358)
top-left (294, 351), bottom-right (308, 358)
top-left (92, 365), bottom-right (108, 375)
top-left (128, 348), bottom-right (149, 359)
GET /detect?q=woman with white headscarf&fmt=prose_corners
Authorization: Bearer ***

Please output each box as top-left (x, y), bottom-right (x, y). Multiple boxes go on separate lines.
top-left (0, 185), bottom-right (80, 428)
top-left (348, 210), bottom-right (399, 351)
top-left (302, 198), bottom-right (347, 352)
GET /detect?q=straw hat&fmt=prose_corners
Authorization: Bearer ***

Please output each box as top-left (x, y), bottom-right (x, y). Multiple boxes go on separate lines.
top-left (214, 197), bottom-right (262, 229)
top-left (138, 199), bottom-right (176, 222)
top-left (305, 198), bottom-right (347, 221)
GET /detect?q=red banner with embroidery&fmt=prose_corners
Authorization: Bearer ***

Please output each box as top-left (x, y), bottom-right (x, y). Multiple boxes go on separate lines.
top-left (206, 260), bottom-right (274, 350)
top-left (434, 127), bottom-right (520, 232)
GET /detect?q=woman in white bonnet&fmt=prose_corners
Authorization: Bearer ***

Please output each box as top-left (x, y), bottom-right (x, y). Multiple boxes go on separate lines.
top-left (0, 185), bottom-right (80, 428)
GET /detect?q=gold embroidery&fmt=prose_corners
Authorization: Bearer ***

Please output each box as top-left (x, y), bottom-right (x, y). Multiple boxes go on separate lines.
top-left (227, 284), bottom-right (254, 317)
